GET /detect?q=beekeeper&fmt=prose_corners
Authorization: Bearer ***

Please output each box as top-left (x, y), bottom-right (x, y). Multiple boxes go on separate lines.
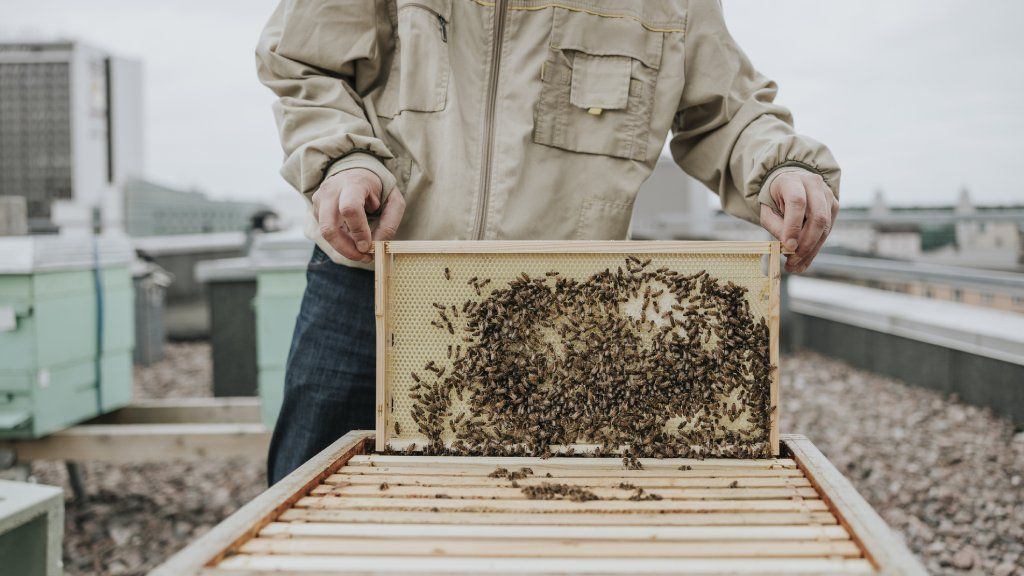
top-left (256, 0), bottom-right (841, 483)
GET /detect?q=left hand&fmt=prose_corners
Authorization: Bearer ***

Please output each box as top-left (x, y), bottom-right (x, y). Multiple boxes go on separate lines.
top-left (759, 171), bottom-right (838, 273)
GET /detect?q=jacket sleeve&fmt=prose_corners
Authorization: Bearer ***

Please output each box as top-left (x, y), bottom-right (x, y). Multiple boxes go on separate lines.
top-left (256, 0), bottom-right (397, 200)
top-left (669, 0), bottom-right (841, 224)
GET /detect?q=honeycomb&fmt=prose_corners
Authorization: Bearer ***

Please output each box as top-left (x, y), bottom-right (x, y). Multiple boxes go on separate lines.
top-left (380, 246), bottom-right (777, 455)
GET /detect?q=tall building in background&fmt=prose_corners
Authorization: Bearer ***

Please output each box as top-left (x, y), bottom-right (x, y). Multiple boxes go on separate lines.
top-left (0, 41), bottom-right (143, 232)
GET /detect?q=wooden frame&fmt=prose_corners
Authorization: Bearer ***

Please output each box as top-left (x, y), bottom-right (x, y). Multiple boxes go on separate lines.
top-left (785, 434), bottom-right (927, 575)
top-left (373, 240), bottom-right (783, 455)
top-left (153, 432), bottom-right (925, 575)
top-left (0, 398), bottom-right (267, 463)
top-left (379, 240), bottom-right (781, 254)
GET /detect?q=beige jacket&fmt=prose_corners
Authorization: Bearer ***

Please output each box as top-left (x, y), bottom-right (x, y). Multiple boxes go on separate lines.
top-left (256, 0), bottom-right (840, 265)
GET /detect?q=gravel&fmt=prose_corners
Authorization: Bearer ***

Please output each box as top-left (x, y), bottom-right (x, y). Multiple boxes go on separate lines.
top-left (2, 343), bottom-right (1021, 575)
top-left (783, 351), bottom-right (1024, 576)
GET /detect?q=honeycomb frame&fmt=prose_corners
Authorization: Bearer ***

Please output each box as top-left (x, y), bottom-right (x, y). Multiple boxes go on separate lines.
top-left (374, 241), bottom-right (782, 456)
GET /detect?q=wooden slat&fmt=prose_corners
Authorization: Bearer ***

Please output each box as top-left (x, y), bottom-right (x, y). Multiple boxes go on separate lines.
top-left (336, 465), bottom-right (806, 478)
top-left (768, 241), bottom-right (781, 455)
top-left (374, 242), bottom-right (390, 451)
top-left (784, 434), bottom-right (926, 575)
top-left (217, 555), bottom-right (875, 575)
top-left (277, 508), bottom-right (840, 527)
top-left (383, 240), bottom-right (779, 255)
top-left (240, 536), bottom-right (862, 559)
top-left (88, 397), bottom-right (262, 425)
top-left (0, 423), bottom-right (270, 463)
top-left (312, 484), bottom-right (820, 501)
top-left (325, 473), bottom-right (812, 488)
top-left (349, 455), bottom-right (796, 469)
top-left (296, 496), bottom-right (828, 513)
top-left (150, 431), bottom-right (372, 576)
top-left (260, 521), bottom-right (850, 541)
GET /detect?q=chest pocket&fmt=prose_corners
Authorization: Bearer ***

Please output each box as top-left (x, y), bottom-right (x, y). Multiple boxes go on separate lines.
top-left (534, 9), bottom-right (663, 161)
top-left (377, 0), bottom-right (451, 118)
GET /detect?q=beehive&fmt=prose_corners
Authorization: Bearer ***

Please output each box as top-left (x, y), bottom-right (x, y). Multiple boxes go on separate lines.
top-left (155, 431), bottom-right (927, 575)
top-left (374, 241), bottom-right (781, 457)
top-left (0, 235), bottom-right (135, 438)
top-left (156, 241), bottom-right (925, 575)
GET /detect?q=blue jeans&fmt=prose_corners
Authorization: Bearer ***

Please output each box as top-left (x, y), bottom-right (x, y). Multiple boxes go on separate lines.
top-left (267, 246), bottom-right (376, 484)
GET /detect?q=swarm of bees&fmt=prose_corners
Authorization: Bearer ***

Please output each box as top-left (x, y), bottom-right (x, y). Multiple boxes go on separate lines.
top-left (401, 256), bottom-right (773, 460)
top-left (521, 483), bottom-right (600, 502)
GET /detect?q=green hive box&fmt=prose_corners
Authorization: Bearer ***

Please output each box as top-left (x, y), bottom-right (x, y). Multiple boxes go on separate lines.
top-left (251, 231), bottom-right (312, 429)
top-left (0, 235), bottom-right (135, 439)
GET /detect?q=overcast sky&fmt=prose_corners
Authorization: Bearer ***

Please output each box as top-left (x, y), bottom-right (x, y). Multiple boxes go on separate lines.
top-left (2, 0), bottom-right (1022, 211)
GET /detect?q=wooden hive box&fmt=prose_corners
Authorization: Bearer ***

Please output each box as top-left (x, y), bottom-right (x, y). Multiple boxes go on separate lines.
top-left (155, 242), bottom-right (925, 575)
top-left (155, 432), bottom-right (926, 575)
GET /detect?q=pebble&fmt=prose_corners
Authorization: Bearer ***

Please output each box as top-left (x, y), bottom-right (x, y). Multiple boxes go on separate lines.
top-left (784, 352), bottom-right (1024, 576)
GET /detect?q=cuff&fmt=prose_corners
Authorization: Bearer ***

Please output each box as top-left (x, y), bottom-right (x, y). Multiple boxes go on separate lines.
top-left (322, 152), bottom-right (398, 204)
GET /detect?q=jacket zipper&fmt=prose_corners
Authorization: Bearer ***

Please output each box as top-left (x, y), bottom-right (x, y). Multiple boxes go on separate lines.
top-left (402, 3), bottom-right (448, 42)
top-left (473, 0), bottom-right (507, 240)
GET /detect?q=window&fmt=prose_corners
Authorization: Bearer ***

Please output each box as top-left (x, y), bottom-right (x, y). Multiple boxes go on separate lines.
top-left (952, 289), bottom-right (963, 302)
top-left (981, 293), bottom-right (994, 305)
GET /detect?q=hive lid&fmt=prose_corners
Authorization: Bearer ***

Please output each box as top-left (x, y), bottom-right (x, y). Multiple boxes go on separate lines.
top-left (0, 234), bottom-right (134, 274)
top-left (374, 241), bottom-right (782, 457)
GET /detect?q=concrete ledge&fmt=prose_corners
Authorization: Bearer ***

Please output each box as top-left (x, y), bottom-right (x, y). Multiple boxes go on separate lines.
top-left (787, 278), bottom-right (1024, 424)
top-left (788, 277), bottom-right (1024, 366)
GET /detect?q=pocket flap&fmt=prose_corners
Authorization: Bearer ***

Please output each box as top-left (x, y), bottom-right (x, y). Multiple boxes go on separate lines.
top-left (552, 8), bottom-right (663, 70)
top-left (570, 54), bottom-right (631, 110)
top-left (396, 0), bottom-right (451, 20)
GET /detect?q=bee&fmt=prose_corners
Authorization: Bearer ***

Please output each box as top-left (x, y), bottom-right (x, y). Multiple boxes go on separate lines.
top-left (444, 267), bottom-right (451, 281)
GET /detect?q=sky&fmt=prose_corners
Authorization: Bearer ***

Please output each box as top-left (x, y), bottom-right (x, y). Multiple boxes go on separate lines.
top-left (2, 0), bottom-right (1023, 211)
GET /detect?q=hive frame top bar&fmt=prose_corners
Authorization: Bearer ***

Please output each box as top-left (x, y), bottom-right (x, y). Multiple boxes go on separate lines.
top-left (376, 240), bottom-right (787, 255)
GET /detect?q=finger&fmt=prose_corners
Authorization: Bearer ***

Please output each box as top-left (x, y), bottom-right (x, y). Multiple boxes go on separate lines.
top-left (372, 189), bottom-right (407, 242)
top-left (790, 189), bottom-right (838, 273)
top-left (795, 182), bottom-right (830, 259)
top-left (759, 204), bottom-right (786, 241)
top-left (315, 186), bottom-right (341, 246)
top-left (338, 190), bottom-right (373, 254)
top-left (317, 191), bottom-right (364, 260)
top-left (364, 190), bottom-right (381, 215)
top-left (778, 178), bottom-right (806, 253)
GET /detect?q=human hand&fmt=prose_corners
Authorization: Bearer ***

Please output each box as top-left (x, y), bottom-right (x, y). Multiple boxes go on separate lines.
top-left (759, 171), bottom-right (838, 273)
top-left (311, 168), bottom-right (406, 262)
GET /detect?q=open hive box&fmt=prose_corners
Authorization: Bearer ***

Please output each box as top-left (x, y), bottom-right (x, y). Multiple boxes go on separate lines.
top-left (156, 242), bottom-right (925, 575)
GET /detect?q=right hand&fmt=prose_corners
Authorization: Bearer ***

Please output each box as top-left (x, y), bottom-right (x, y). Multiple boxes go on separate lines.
top-left (311, 168), bottom-right (406, 262)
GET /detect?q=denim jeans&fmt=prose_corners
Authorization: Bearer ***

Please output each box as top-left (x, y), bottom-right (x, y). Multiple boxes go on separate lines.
top-left (267, 246), bottom-right (376, 484)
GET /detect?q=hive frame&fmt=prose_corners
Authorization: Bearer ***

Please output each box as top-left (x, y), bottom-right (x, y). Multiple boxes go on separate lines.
top-left (374, 241), bottom-right (782, 456)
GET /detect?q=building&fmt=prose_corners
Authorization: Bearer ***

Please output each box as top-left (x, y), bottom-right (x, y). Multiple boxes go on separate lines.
top-left (0, 41), bottom-right (144, 232)
top-left (629, 155), bottom-right (714, 240)
top-left (124, 178), bottom-right (269, 237)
